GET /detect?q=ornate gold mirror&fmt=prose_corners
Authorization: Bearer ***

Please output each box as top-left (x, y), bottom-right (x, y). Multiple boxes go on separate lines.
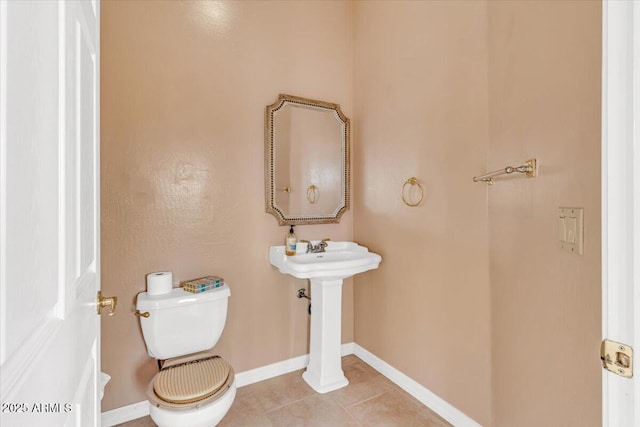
top-left (265, 94), bottom-right (350, 225)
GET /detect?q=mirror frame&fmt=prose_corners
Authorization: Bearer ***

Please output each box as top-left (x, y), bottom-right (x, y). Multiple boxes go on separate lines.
top-left (265, 94), bottom-right (350, 225)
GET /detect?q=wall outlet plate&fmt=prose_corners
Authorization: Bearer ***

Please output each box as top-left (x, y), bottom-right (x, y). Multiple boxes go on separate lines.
top-left (558, 207), bottom-right (584, 255)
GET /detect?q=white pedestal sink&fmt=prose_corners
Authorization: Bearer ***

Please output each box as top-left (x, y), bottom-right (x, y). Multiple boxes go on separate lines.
top-left (269, 241), bottom-right (382, 393)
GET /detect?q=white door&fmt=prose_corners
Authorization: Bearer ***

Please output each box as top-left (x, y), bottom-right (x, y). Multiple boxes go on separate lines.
top-left (602, 0), bottom-right (639, 425)
top-left (0, 1), bottom-right (104, 426)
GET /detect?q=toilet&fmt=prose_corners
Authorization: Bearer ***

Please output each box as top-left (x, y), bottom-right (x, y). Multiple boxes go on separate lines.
top-left (136, 284), bottom-right (236, 427)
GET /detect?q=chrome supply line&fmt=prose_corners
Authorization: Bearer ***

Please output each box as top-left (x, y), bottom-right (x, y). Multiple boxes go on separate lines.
top-left (473, 159), bottom-right (538, 185)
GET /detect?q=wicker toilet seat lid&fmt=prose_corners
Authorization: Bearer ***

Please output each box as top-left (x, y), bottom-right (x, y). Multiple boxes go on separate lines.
top-left (153, 356), bottom-right (230, 404)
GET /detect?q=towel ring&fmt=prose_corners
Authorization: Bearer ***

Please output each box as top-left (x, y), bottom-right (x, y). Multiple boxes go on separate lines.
top-left (306, 185), bottom-right (318, 204)
top-left (402, 177), bottom-right (423, 207)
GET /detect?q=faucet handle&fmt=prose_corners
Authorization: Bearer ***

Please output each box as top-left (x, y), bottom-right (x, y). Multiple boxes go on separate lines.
top-left (318, 239), bottom-right (330, 250)
top-left (299, 240), bottom-right (314, 253)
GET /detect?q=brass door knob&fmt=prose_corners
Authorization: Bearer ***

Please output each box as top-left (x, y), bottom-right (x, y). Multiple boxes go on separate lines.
top-left (97, 291), bottom-right (118, 316)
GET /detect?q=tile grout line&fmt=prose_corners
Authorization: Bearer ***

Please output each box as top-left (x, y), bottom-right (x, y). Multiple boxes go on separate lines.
top-left (341, 389), bottom-right (398, 427)
top-left (263, 391), bottom-right (318, 414)
top-left (264, 390), bottom-right (364, 427)
top-left (346, 388), bottom-right (396, 410)
top-left (329, 387), bottom-right (390, 411)
top-left (343, 404), bottom-right (363, 427)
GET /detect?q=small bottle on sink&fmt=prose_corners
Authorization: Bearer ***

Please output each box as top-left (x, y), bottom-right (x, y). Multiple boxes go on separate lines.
top-left (285, 225), bottom-right (297, 256)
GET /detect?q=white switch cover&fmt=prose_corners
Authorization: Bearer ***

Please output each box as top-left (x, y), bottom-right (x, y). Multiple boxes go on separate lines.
top-left (558, 207), bottom-right (584, 254)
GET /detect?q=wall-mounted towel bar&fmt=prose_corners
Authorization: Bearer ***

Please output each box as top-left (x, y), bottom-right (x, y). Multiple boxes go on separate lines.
top-left (473, 159), bottom-right (538, 185)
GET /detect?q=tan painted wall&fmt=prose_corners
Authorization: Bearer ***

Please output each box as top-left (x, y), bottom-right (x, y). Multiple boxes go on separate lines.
top-left (100, 0), bottom-right (354, 411)
top-left (353, 1), bottom-right (601, 426)
top-left (352, 1), bottom-right (493, 425)
top-left (487, 2), bottom-right (602, 425)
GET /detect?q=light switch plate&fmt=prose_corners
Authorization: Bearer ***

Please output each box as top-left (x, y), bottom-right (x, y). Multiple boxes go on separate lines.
top-left (558, 207), bottom-right (584, 255)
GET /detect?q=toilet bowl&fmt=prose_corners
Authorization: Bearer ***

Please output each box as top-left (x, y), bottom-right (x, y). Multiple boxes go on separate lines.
top-left (137, 284), bottom-right (235, 426)
top-left (148, 384), bottom-right (236, 427)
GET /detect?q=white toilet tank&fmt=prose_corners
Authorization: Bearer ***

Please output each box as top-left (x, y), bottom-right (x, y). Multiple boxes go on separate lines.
top-left (136, 284), bottom-right (230, 360)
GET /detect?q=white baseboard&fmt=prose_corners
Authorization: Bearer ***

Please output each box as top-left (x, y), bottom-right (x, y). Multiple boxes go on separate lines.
top-left (235, 341), bottom-right (354, 387)
top-left (234, 352), bottom-right (309, 388)
top-left (101, 400), bottom-right (149, 427)
top-left (101, 343), bottom-right (355, 426)
top-left (352, 343), bottom-right (481, 427)
top-left (101, 342), bottom-right (479, 427)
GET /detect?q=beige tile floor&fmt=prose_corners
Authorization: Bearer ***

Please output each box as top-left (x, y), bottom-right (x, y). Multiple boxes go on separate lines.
top-left (118, 355), bottom-right (451, 427)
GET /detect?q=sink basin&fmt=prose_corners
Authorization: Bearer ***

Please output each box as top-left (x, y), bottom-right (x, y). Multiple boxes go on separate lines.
top-left (269, 241), bottom-right (382, 394)
top-left (269, 241), bottom-right (381, 280)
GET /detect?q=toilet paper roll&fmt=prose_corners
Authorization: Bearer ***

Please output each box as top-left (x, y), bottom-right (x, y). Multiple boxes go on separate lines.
top-left (147, 271), bottom-right (173, 295)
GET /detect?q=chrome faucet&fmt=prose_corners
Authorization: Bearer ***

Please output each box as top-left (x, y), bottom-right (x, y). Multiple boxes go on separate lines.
top-left (300, 239), bottom-right (330, 253)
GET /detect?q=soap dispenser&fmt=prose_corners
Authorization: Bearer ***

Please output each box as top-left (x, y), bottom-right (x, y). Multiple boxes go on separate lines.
top-left (285, 225), bottom-right (297, 256)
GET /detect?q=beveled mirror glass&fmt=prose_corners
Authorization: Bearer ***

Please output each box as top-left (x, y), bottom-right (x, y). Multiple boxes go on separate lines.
top-left (265, 94), bottom-right (350, 225)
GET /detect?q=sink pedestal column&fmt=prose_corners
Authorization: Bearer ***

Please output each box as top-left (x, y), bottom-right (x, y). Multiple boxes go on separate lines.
top-left (302, 278), bottom-right (349, 393)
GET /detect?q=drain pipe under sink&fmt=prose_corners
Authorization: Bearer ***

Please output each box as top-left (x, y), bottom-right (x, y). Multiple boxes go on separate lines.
top-left (297, 288), bottom-right (311, 315)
